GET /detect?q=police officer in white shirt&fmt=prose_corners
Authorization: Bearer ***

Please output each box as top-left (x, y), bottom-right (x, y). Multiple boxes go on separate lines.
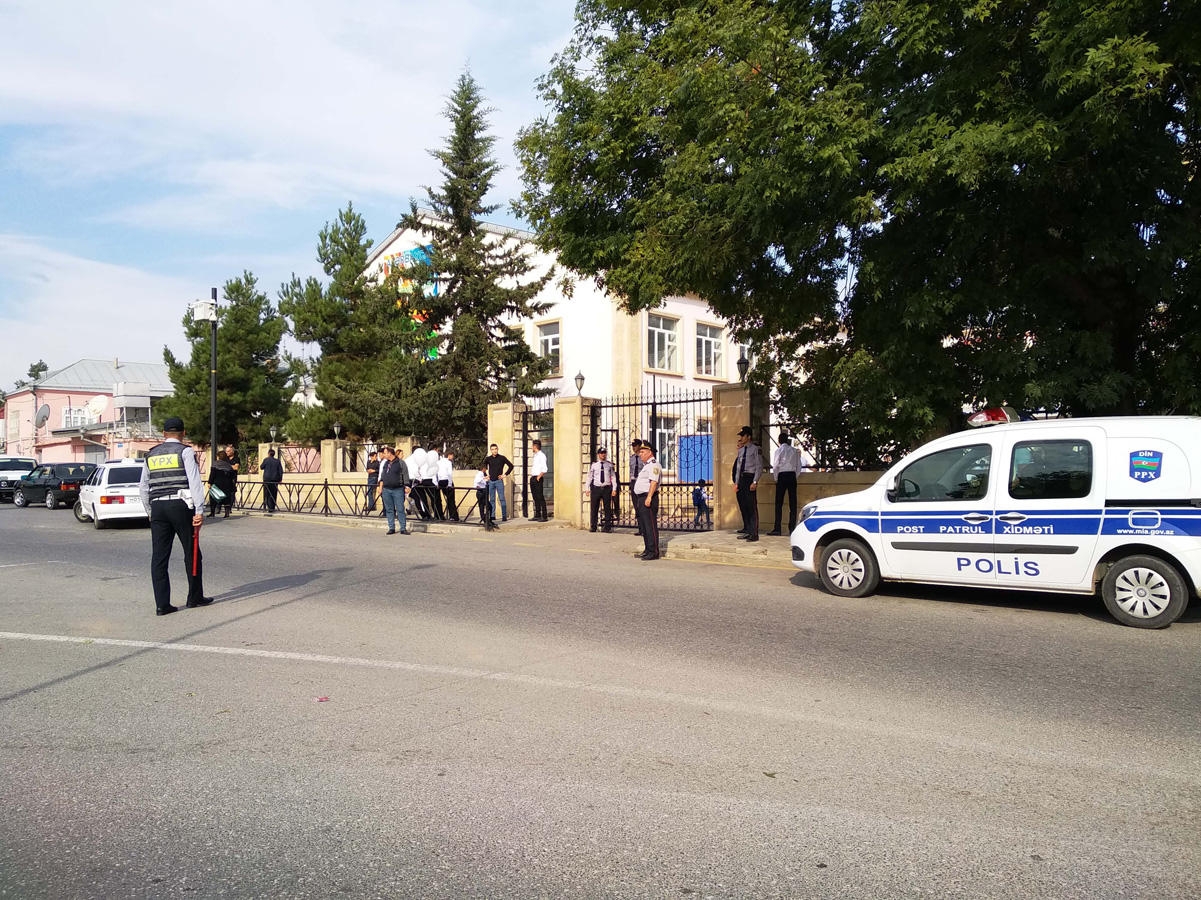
top-left (587, 447), bottom-right (617, 532)
top-left (769, 432), bottom-right (800, 535)
top-left (529, 439), bottom-right (549, 521)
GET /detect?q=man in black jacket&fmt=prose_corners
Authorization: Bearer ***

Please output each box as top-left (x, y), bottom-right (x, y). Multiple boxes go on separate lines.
top-left (260, 448), bottom-right (283, 514)
top-left (379, 446), bottom-right (412, 535)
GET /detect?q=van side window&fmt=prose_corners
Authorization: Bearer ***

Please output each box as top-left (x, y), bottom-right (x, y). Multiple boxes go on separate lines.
top-left (1008, 440), bottom-right (1093, 500)
top-left (892, 444), bottom-right (992, 502)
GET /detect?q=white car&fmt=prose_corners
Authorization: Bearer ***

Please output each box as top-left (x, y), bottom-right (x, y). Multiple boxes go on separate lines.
top-left (0, 456), bottom-right (37, 502)
top-left (74, 459), bottom-right (148, 529)
top-left (791, 415), bottom-right (1201, 629)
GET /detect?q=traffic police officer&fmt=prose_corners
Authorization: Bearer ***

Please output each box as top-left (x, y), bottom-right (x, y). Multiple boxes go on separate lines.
top-left (632, 439), bottom-right (661, 560)
top-left (139, 417), bottom-right (212, 616)
top-left (587, 447), bottom-right (617, 532)
top-left (733, 425), bottom-right (763, 541)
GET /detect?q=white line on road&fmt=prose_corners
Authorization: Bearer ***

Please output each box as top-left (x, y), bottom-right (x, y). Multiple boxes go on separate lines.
top-left (0, 630), bottom-right (1193, 784)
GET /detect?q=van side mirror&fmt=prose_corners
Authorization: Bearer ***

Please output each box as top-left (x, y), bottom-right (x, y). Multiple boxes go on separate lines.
top-left (885, 474), bottom-right (898, 502)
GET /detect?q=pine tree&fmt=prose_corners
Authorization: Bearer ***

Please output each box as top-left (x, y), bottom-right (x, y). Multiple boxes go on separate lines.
top-left (395, 70), bottom-right (554, 448)
top-left (279, 204), bottom-right (433, 442)
top-left (158, 272), bottom-right (290, 446)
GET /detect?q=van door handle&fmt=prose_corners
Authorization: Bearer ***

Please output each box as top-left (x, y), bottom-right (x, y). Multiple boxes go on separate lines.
top-left (997, 513), bottom-right (1027, 524)
top-left (961, 513), bottom-right (991, 524)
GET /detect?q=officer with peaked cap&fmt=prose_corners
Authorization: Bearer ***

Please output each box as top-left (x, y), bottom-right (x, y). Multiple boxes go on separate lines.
top-left (632, 439), bottom-right (662, 559)
top-left (138, 416), bottom-right (212, 615)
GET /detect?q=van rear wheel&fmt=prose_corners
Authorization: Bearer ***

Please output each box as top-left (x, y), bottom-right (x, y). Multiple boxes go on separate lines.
top-left (1101, 555), bottom-right (1188, 629)
top-left (819, 538), bottom-right (880, 598)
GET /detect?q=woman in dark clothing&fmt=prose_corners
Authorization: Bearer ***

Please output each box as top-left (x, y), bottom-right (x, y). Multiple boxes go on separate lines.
top-left (209, 450), bottom-right (236, 517)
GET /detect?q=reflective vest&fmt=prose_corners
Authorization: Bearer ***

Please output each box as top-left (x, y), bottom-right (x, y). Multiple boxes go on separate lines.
top-left (145, 441), bottom-right (189, 501)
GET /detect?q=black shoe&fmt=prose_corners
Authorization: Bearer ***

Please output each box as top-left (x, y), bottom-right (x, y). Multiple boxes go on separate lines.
top-left (745, 536), bottom-right (759, 542)
top-left (156, 605), bottom-right (179, 616)
top-left (399, 529), bottom-right (410, 535)
top-left (737, 534), bottom-right (751, 540)
top-left (502, 516), bottom-right (508, 522)
top-left (590, 527), bottom-right (597, 532)
top-left (186, 597), bottom-right (214, 608)
top-left (386, 529), bottom-right (396, 535)
top-left (639, 552), bottom-right (660, 560)
top-left (767, 530), bottom-right (782, 536)
top-left (736, 529), bottom-right (747, 534)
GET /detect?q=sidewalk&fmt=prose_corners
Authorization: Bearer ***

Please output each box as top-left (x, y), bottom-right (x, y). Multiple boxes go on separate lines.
top-left (243, 509), bottom-right (795, 570)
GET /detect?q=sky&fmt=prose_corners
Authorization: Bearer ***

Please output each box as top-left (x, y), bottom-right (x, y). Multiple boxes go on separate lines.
top-left (0, 0), bottom-right (577, 393)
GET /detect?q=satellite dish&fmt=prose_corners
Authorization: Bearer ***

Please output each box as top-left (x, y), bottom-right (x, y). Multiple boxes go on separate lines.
top-left (86, 395), bottom-right (109, 417)
top-left (34, 404), bottom-right (50, 428)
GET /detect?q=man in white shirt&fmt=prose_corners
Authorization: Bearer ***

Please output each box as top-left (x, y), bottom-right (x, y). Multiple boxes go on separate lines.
top-left (421, 444), bottom-right (444, 519)
top-left (529, 438), bottom-right (549, 521)
top-left (437, 450), bottom-right (458, 521)
top-left (586, 447), bottom-right (617, 532)
top-left (769, 432), bottom-right (800, 536)
top-left (406, 445), bottom-right (428, 519)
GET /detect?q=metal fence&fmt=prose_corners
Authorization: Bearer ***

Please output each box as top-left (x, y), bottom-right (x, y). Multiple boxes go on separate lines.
top-left (215, 479), bottom-right (489, 527)
top-left (518, 400), bottom-right (555, 519)
top-left (594, 385), bottom-right (714, 532)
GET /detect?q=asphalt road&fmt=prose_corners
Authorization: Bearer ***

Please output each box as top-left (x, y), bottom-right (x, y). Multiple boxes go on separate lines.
top-left (1, 504), bottom-right (1199, 899)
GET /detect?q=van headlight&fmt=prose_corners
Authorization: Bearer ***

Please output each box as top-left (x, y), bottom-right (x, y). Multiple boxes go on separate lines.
top-left (800, 504), bottom-right (817, 523)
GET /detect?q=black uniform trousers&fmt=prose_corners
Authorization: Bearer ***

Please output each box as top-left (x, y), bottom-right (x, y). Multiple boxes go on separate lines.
top-left (736, 473), bottom-right (759, 538)
top-left (150, 498), bottom-right (204, 611)
top-left (420, 479), bottom-right (444, 519)
top-left (476, 487), bottom-right (494, 528)
top-left (263, 481), bottom-right (280, 512)
top-left (773, 471), bottom-right (797, 533)
top-left (365, 478), bottom-right (378, 512)
top-left (634, 491), bottom-right (660, 557)
top-left (530, 476), bottom-right (547, 519)
top-left (589, 484), bottom-right (613, 531)
top-left (440, 481), bottom-right (459, 520)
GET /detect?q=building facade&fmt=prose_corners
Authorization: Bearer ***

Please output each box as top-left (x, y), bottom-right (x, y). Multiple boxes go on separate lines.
top-left (365, 214), bottom-right (751, 400)
top-left (1, 359), bottom-right (172, 463)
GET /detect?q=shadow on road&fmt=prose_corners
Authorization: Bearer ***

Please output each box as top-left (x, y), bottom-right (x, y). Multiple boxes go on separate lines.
top-left (0, 566), bottom-right (354, 706)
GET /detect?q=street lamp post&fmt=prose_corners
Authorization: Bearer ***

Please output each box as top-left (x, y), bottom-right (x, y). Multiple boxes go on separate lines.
top-left (737, 354), bottom-right (750, 382)
top-left (191, 289), bottom-right (220, 455)
top-left (574, 371), bottom-right (585, 396)
top-left (508, 378), bottom-right (518, 402)
top-left (269, 425), bottom-right (277, 448)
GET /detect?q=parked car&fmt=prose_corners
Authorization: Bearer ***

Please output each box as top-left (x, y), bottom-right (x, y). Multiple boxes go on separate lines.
top-left (0, 456), bottom-right (37, 502)
top-left (13, 462), bottom-right (98, 509)
top-left (74, 459), bottom-right (148, 528)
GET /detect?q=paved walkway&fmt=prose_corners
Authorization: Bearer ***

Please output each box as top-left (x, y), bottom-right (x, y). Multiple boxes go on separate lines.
top-left (242, 509), bottom-right (795, 570)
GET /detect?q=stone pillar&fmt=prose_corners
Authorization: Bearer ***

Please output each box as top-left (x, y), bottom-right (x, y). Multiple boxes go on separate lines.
top-left (712, 382), bottom-right (771, 532)
top-left (488, 401), bottom-right (523, 516)
top-left (552, 395), bottom-right (599, 528)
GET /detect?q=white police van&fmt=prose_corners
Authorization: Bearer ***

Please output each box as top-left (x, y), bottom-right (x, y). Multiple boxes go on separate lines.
top-left (790, 416), bottom-right (1201, 628)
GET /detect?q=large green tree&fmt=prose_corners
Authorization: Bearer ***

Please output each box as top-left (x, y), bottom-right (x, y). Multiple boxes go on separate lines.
top-left (158, 272), bottom-right (291, 446)
top-left (393, 70), bottom-right (554, 448)
top-left (518, 0), bottom-right (1201, 462)
top-left (278, 203), bottom-right (432, 442)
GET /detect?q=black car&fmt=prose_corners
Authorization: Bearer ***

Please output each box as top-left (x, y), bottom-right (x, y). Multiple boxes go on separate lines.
top-left (13, 462), bottom-right (98, 509)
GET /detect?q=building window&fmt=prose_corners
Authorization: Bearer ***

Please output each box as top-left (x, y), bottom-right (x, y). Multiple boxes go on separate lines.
top-left (537, 321), bottom-right (561, 375)
top-left (62, 407), bottom-right (89, 428)
top-left (647, 314), bottom-right (679, 371)
top-left (696, 323), bottom-right (724, 377)
top-left (651, 414), bottom-right (679, 471)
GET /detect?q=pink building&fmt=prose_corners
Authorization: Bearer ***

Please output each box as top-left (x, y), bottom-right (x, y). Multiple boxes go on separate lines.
top-left (1, 359), bottom-right (173, 463)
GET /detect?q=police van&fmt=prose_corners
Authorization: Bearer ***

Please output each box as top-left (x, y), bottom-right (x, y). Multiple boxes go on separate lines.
top-left (790, 416), bottom-right (1201, 628)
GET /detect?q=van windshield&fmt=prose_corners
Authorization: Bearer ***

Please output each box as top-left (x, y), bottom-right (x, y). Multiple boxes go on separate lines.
top-left (0, 459), bottom-right (35, 472)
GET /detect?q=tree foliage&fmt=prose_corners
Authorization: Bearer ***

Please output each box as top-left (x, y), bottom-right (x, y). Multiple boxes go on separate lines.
top-left (14, 359), bottom-right (49, 389)
top-left (158, 272), bottom-right (291, 446)
top-left (517, 0), bottom-right (1201, 462)
top-left (394, 71), bottom-right (554, 450)
top-left (278, 203), bottom-right (433, 442)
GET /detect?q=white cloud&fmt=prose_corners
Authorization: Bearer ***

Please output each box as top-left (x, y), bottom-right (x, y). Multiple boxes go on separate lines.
top-left (0, 235), bottom-right (196, 391)
top-left (0, 0), bottom-right (571, 227)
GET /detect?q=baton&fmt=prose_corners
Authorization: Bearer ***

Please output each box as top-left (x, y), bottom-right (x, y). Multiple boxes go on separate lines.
top-left (192, 524), bottom-right (200, 576)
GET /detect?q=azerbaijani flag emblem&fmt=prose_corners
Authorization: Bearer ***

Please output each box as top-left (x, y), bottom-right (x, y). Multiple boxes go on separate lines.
top-left (1129, 450), bottom-right (1163, 482)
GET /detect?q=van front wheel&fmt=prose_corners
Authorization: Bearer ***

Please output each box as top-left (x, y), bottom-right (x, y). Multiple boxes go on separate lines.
top-left (819, 538), bottom-right (880, 598)
top-left (1101, 556), bottom-right (1188, 629)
